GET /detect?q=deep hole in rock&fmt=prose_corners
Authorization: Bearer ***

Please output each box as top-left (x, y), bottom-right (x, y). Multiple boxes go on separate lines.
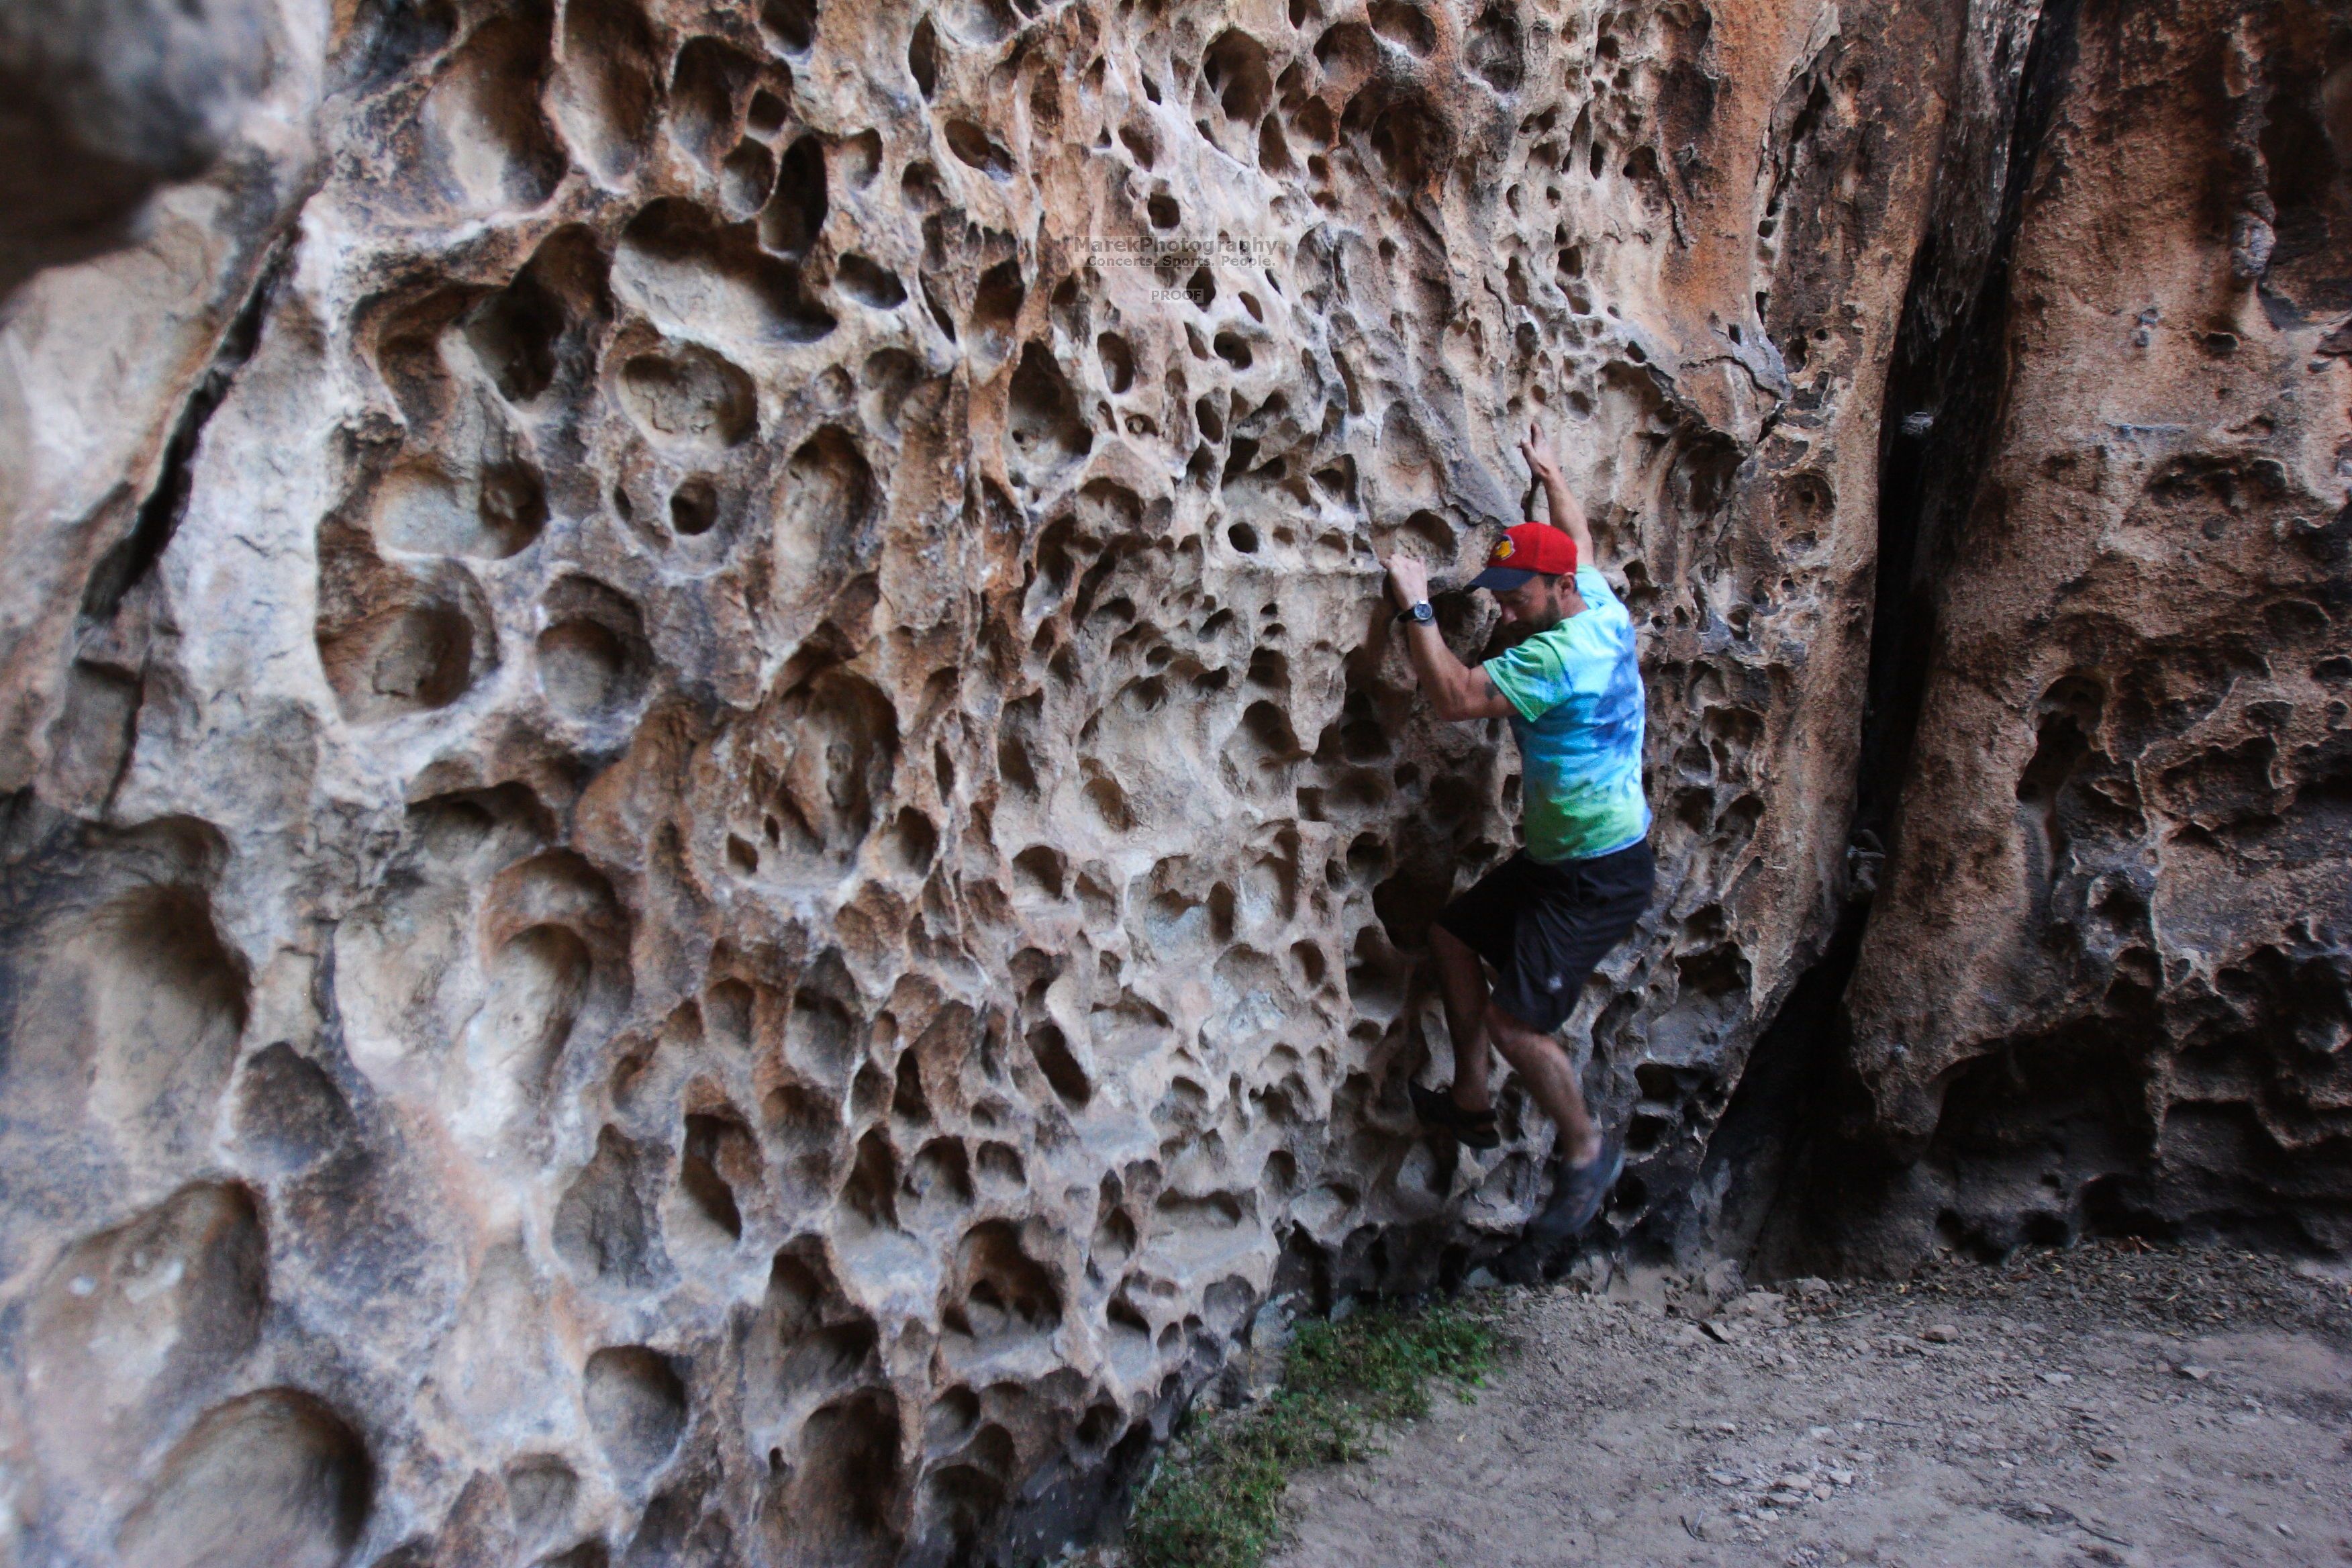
top-left (839, 128), bottom-right (883, 188)
top-left (550, 0), bottom-right (657, 180)
top-left (462, 232), bottom-right (603, 405)
top-left (418, 15), bottom-right (566, 213)
top-left (620, 344), bottom-right (756, 448)
top-left (970, 258), bottom-right (1026, 364)
top-left (834, 253), bottom-right (907, 308)
top-left (763, 134), bottom-right (829, 259)
top-left (918, 1461), bottom-right (1005, 1560)
top-left (761, 0), bottom-right (816, 53)
top-left (908, 15), bottom-right (940, 97)
top-left (535, 577), bottom-right (648, 721)
top-left (1367, 0), bottom-right (1434, 55)
top-left (948, 1219), bottom-right (1061, 1344)
top-left (115, 1389), bottom-right (373, 1568)
top-left (944, 119), bottom-right (1015, 178)
top-left (1008, 343), bottom-right (1093, 470)
top-left (555, 1126), bottom-right (658, 1287)
top-left (668, 476), bottom-right (720, 536)
top-left (668, 36), bottom-right (763, 170)
top-left (375, 457), bottom-right (550, 561)
top-left (908, 1136), bottom-right (973, 1214)
top-left (584, 1346), bottom-right (688, 1480)
top-left (1467, 4), bottom-right (1523, 91)
top-left (618, 197), bottom-right (834, 344)
top-left (1095, 331), bottom-right (1134, 391)
top-left (759, 1389), bottom-right (901, 1565)
top-left (721, 138), bottom-right (777, 216)
top-left (679, 1112), bottom-right (749, 1241)
top-left (1202, 29), bottom-right (1273, 124)
top-left (1025, 1022), bottom-right (1091, 1108)
top-left (773, 427), bottom-right (877, 586)
top-left (315, 551), bottom-right (496, 722)
top-left (748, 89), bottom-right (789, 136)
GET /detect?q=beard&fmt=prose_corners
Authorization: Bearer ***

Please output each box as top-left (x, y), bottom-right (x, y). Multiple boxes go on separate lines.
top-left (1481, 602), bottom-right (1565, 657)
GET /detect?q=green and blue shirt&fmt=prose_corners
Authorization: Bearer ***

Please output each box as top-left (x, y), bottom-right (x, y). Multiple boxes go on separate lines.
top-left (1480, 566), bottom-right (1651, 863)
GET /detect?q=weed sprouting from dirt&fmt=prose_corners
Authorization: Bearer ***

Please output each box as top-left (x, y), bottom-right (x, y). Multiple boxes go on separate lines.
top-left (1125, 1300), bottom-right (1503, 1568)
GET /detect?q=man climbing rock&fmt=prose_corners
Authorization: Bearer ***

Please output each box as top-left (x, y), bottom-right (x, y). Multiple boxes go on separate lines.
top-left (1383, 422), bottom-right (1655, 1249)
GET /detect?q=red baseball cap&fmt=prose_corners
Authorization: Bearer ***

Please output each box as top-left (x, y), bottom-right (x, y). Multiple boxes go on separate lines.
top-left (1467, 522), bottom-right (1577, 590)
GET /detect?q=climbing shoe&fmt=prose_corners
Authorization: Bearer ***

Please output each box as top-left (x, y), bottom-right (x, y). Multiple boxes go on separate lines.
top-left (1524, 1134), bottom-right (1623, 1248)
top-left (1409, 1079), bottom-right (1501, 1150)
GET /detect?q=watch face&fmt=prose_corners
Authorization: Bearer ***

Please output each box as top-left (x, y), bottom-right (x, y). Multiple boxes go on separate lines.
top-left (1412, 601), bottom-right (1435, 623)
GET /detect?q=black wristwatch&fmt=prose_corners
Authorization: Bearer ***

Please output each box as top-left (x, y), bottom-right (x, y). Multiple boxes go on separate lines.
top-left (1403, 599), bottom-right (1435, 626)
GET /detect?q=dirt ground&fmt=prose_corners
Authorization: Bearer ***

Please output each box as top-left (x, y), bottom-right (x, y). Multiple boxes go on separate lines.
top-left (1269, 1244), bottom-right (2352, 1568)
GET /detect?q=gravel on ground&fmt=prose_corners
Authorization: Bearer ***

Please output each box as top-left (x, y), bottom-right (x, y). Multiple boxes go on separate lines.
top-left (1267, 1242), bottom-right (2352, 1568)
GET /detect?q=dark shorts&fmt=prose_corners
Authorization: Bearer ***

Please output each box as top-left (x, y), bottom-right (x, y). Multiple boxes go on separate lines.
top-left (1434, 840), bottom-right (1655, 1033)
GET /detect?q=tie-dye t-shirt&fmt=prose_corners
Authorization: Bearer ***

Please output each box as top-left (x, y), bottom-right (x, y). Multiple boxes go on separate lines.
top-left (1481, 566), bottom-right (1651, 863)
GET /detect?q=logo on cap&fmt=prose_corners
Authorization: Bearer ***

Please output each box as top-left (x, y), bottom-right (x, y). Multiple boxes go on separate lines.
top-left (1466, 520), bottom-right (1578, 590)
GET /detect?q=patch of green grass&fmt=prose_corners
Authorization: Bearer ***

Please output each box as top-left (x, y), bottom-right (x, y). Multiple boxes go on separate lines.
top-left (1124, 1300), bottom-right (1503, 1568)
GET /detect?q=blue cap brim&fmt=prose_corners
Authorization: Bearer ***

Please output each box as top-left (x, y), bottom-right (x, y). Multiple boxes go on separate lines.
top-left (1469, 567), bottom-right (1536, 591)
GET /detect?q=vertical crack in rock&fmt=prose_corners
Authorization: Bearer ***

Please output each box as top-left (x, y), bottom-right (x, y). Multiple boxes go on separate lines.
top-left (1703, 0), bottom-right (2090, 1275)
top-left (80, 237), bottom-right (297, 623)
top-left (1857, 0), bottom-right (2084, 844)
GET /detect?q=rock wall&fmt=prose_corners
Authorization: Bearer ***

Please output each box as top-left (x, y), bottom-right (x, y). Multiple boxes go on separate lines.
top-left (1775, 0), bottom-right (2352, 1269)
top-left (0, 0), bottom-right (2343, 1563)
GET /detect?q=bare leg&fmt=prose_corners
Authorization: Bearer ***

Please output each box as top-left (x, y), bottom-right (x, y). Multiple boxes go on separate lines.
top-left (1429, 924), bottom-right (1493, 1114)
top-left (1483, 999), bottom-right (1602, 1165)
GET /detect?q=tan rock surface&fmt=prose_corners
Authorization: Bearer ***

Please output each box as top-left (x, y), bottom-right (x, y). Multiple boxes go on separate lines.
top-left (0, 0), bottom-right (2342, 1562)
top-left (1788, 0), bottom-right (2352, 1271)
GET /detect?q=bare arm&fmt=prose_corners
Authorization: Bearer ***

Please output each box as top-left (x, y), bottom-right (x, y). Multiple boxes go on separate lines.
top-left (1520, 423), bottom-right (1594, 569)
top-left (1383, 554), bottom-right (1518, 722)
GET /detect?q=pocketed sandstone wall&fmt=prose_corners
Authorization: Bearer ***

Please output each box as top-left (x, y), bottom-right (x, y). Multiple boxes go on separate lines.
top-left (5, 0), bottom-right (2342, 1563)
